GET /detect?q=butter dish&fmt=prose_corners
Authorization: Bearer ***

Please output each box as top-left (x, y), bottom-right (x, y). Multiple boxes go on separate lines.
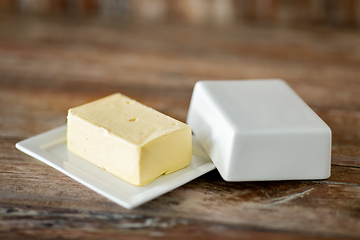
top-left (16, 125), bottom-right (215, 209)
top-left (187, 79), bottom-right (331, 181)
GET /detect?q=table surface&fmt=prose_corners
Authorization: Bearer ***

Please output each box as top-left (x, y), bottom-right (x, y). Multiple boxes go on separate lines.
top-left (1, 14), bottom-right (360, 240)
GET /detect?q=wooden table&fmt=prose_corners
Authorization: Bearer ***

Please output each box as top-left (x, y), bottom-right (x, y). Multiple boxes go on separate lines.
top-left (1, 14), bottom-right (360, 239)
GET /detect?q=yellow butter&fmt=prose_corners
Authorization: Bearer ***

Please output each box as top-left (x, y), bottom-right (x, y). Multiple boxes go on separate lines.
top-left (67, 93), bottom-right (192, 186)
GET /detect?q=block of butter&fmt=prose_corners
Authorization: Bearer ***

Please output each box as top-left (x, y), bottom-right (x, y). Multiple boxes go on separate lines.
top-left (67, 93), bottom-right (192, 186)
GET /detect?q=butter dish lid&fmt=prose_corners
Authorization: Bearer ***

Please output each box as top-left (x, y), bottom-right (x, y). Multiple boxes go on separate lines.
top-left (186, 79), bottom-right (331, 182)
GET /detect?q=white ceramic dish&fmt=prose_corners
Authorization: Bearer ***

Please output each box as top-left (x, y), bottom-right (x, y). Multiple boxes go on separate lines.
top-left (16, 125), bottom-right (215, 209)
top-left (187, 79), bottom-right (331, 182)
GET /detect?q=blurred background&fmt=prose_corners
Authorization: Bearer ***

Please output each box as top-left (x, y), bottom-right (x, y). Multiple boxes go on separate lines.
top-left (1, 0), bottom-right (359, 135)
top-left (1, 0), bottom-right (360, 28)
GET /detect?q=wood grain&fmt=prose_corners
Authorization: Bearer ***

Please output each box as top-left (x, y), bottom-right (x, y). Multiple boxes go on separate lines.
top-left (1, 14), bottom-right (360, 239)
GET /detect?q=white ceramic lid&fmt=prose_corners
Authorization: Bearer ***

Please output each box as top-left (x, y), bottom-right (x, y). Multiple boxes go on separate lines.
top-left (187, 79), bottom-right (331, 182)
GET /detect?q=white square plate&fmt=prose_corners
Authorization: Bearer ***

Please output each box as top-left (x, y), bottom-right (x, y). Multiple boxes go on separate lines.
top-left (16, 125), bottom-right (215, 209)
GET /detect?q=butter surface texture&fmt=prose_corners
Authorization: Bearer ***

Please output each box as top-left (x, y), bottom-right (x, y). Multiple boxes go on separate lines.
top-left (67, 93), bottom-right (192, 186)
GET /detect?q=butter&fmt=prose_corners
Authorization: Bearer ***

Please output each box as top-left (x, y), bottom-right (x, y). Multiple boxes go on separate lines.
top-left (67, 93), bottom-right (192, 186)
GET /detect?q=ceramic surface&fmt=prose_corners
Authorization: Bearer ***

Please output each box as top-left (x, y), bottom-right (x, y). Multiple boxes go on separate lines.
top-left (187, 79), bottom-right (331, 181)
top-left (16, 125), bottom-right (215, 209)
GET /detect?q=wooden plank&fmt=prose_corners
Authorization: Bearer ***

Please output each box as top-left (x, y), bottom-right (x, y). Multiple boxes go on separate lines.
top-left (1, 204), bottom-right (353, 240)
top-left (1, 137), bottom-right (360, 238)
